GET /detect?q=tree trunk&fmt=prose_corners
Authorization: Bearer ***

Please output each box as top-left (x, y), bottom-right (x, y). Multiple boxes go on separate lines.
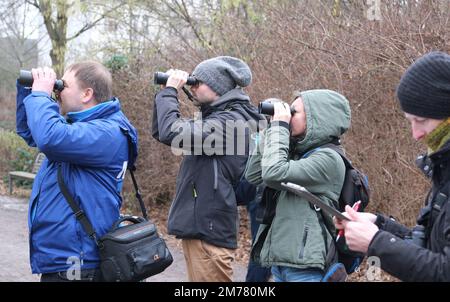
top-left (49, 39), bottom-right (67, 78)
top-left (38, 0), bottom-right (69, 77)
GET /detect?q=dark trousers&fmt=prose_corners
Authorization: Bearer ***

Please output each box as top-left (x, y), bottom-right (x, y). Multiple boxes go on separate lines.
top-left (245, 199), bottom-right (271, 282)
top-left (40, 268), bottom-right (102, 282)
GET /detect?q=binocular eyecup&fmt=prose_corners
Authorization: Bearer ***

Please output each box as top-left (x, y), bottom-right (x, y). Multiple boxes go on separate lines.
top-left (154, 72), bottom-right (198, 86)
top-left (258, 101), bottom-right (296, 116)
top-left (18, 70), bottom-right (64, 92)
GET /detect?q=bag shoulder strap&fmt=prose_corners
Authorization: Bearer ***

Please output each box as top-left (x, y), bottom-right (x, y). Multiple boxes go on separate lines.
top-left (320, 142), bottom-right (354, 169)
top-left (300, 142), bottom-right (352, 256)
top-left (299, 144), bottom-right (337, 255)
top-left (300, 139), bottom-right (350, 167)
top-left (121, 128), bottom-right (148, 220)
top-left (57, 128), bottom-right (147, 247)
top-left (57, 165), bottom-right (101, 247)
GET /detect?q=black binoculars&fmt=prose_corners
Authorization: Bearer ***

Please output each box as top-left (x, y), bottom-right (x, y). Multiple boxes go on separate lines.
top-left (153, 72), bottom-right (198, 86)
top-left (17, 70), bottom-right (65, 92)
top-left (258, 101), bottom-right (296, 116)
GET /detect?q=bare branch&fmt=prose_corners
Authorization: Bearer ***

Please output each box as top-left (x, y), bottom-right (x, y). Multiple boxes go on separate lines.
top-left (67, 2), bottom-right (127, 41)
top-left (25, 0), bottom-right (39, 9)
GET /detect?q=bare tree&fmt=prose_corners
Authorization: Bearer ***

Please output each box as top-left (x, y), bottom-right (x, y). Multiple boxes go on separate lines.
top-left (25, 0), bottom-right (126, 76)
top-left (0, 0), bottom-right (47, 93)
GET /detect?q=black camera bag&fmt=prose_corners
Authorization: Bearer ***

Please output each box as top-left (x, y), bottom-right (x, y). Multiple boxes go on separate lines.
top-left (98, 216), bottom-right (173, 282)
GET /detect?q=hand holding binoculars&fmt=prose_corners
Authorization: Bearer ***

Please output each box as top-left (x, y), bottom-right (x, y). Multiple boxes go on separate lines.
top-left (17, 70), bottom-right (65, 92)
top-left (258, 99), bottom-right (296, 116)
top-left (17, 69), bottom-right (296, 116)
top-left (153, 72), bottom-right (198, 86)
top-left (19, 70), bottom-right (197, 92)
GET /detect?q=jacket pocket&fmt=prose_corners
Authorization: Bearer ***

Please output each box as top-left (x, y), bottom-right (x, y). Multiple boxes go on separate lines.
top-left (298, 225), bottom-right (309, 260)
top-left (207, 208), bottom-right (237, 244)
top-left (167, 173), bottom-right (196, 235)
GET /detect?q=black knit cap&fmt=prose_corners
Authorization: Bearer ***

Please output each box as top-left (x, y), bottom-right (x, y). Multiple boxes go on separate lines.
top-left (396, 51), bottom-right (450, 119)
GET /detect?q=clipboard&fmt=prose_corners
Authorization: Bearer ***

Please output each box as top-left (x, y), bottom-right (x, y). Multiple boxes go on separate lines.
top-left (280, 182), bottom-right (350, 221)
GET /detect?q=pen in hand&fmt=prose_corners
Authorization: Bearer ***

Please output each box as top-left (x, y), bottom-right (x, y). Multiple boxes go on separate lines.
top-left (335, 200), bottom-right (361, 242)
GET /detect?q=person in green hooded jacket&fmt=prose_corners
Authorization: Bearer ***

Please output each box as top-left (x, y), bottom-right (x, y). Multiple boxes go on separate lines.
top-left (245, 89), bottom-right (351, 282)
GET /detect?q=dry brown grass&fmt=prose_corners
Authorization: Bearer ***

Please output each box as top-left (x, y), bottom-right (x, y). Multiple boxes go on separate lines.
top-left (112, 1), bottom-right (449, 281)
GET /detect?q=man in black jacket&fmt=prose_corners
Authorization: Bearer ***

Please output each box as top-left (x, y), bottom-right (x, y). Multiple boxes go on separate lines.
top-left (152, 56), bottom-right (262, 281)
top-left (334, 51), bottom-right (450, 281)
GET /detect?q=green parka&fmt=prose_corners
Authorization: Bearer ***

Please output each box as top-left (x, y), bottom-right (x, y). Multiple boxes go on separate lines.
top-left (246, 89), bottom-right (351, 270)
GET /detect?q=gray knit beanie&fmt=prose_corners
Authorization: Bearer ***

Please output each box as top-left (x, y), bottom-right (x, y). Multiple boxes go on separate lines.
top-left (192, 56), bottom-right (252, 96)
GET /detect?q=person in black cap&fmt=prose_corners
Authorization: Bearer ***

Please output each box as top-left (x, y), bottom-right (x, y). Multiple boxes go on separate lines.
top-left (151, 56), bottom-right (263, 281)
top-left (334, 51), bottom-right (450, 281)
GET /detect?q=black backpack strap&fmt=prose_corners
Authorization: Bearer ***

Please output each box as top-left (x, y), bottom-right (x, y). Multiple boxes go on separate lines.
top-left (57, 165), bottom-right (102, 248)
top-left (314, 208), bottom-right (337, 271)
top-left (324, 142), bottom-right (363, 204)
top-left (321, 142), bottom-right (353, 169)
top-left (298, 142), bottom-right (340, 269)
top-left (315, 209), bottom-right (331, 240)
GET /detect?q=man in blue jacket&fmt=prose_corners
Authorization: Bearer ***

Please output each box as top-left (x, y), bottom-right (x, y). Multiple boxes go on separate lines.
top-left (16, 61), bottom-right (138, 282)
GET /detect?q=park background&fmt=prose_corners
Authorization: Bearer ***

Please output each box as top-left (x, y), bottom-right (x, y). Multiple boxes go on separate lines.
top-left (0, 0), bottom-right (449, 281)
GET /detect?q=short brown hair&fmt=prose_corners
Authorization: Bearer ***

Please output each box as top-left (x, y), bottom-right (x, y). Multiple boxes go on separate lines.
top-left (66, 61), bottom-right (113, 103)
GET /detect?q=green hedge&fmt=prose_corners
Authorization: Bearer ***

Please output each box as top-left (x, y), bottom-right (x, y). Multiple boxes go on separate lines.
top-left (0, 128), bottom-right (37, 187)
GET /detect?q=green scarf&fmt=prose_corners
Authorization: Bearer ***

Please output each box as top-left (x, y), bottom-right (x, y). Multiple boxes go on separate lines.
top-left (423, 118), bottom-right (450, 154)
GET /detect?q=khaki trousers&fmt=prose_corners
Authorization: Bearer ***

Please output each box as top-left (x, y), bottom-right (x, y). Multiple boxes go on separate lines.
top-left (181, 239), bottom-right (234, 282)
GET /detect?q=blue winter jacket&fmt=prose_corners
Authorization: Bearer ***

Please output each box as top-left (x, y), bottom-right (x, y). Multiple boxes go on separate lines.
top-left (16, 83), bottom-right (138, 274)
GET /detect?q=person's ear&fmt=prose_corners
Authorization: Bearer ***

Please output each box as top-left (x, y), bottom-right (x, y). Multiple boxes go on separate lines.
top-left (82, 88), bottom-right (95, 104)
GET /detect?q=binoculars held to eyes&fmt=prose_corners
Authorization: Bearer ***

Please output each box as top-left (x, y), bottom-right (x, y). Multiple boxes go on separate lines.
top-left (153, 72), bottom-right (198, 86)
top-left (17, 70), bottom-right (65, 92)
top-left (258, 101), bottom-right (296, 116)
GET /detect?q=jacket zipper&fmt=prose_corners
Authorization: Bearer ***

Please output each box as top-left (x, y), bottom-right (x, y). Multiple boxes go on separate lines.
top-left (298, 226), bottom-right (309, 259)
top-left (210, 159), bottom-right (218, 231)
top-left (192, 182), bottom-right (198, 229)
top-left (212, 158), bottom-right (218, 190)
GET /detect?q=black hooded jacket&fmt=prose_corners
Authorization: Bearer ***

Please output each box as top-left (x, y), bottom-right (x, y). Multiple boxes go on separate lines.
top-left (152, 87), bottom-right (263, 248)
top-left (368, 140), bottom-right (450, 281)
